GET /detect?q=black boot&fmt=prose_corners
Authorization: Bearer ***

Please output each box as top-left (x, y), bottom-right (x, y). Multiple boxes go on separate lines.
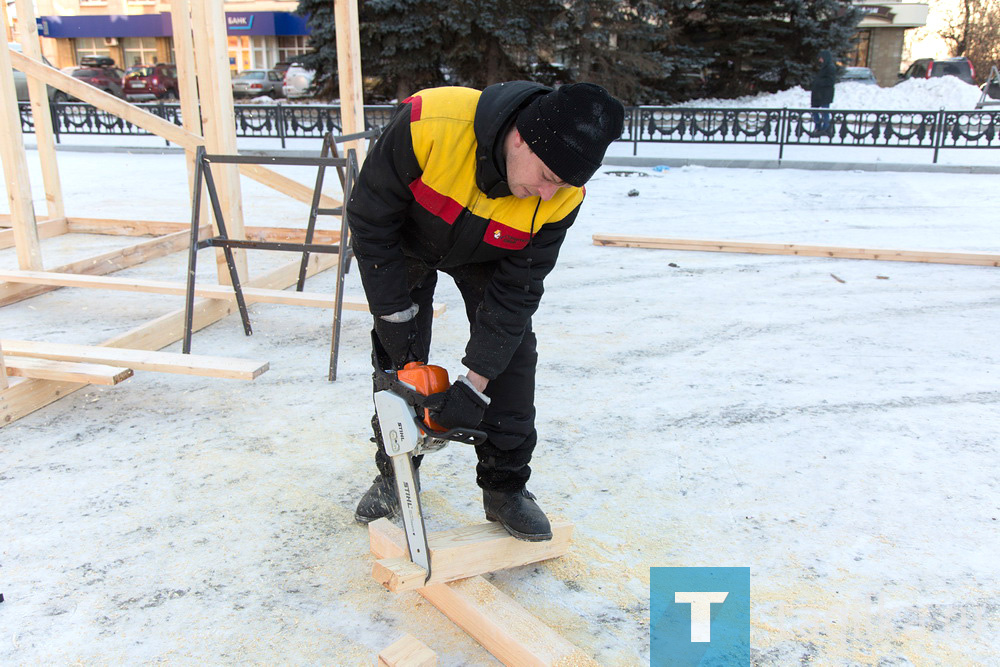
top-left (483, 488), bottom-right (552, 541)
top-left (354, 469), bottom-right (421, 524)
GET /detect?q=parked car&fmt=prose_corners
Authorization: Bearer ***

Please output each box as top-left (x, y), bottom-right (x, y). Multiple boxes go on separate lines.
top-left (123, 63), bottom-right (178, 102)
top-left (898, 57), bottom-right (977, 86)
top-left (838, 66), bottom-right (878, 85)
top-left (68, 66), bottom-right (126, 99)
top-left (232, 69), bottom-right (284, 99)
top-left (282, 63), bottom-right (315, 99)
top-left (9, 42), bottom-right (69, 103)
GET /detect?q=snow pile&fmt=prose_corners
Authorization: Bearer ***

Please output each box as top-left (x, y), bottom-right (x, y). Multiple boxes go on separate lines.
top-left (683, 75), bottom-right (984, 110)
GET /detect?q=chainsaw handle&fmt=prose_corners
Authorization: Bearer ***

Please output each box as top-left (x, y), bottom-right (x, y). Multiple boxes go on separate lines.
top-left (412, 416), bottom-right (487, 446)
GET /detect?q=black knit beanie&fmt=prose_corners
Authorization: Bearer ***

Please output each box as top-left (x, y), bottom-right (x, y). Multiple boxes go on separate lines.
top-left (515, 83), bottom-right (625, 187)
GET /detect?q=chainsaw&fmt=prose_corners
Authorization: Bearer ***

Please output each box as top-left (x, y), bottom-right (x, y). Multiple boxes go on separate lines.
top-left (372, 362), bottom-right (487, 584)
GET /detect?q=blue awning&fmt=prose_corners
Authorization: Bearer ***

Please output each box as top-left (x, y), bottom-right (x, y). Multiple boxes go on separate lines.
top-left (37, 12), bottom-right (310, 39)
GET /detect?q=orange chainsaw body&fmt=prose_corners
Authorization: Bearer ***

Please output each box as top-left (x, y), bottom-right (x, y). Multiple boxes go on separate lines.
top-left (397, 362), bottom-right (449, 432)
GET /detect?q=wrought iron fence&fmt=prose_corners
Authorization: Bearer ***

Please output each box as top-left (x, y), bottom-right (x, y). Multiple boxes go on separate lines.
top-left (632, 106), bottom-right (1000, 162)
top-left (17, 101), bottom-right (1000, 163)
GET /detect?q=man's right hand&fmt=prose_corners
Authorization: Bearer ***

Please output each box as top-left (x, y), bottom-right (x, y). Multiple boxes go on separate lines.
top-left (373, 305), bottom-right (421, 369)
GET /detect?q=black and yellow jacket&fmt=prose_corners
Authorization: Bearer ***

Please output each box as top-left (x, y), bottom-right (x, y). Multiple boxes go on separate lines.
top-left (347, 82), bottom-right (585, 379)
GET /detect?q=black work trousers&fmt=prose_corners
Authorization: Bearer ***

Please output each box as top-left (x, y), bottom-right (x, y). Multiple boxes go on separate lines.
top-left (372, 258), bottom-right (538, 492)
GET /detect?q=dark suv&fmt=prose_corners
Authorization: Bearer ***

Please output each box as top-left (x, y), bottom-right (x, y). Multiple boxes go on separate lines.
top-left (898, 57), bottom-right (976, 85)
top-left (123, 63), bottom-right (179, 102)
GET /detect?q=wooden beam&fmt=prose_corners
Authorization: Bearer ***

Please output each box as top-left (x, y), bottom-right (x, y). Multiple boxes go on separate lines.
top-left (236, 163), bottom-right (343, 211)
top-left (191, 0), bottom-right (247, 283)
top-left (0, 341), bottom-right (8, 390)
top-left (335, 0), bottom-right (367, 161)
top-left (66, 218), bottom-right (343, 245)
top-left (0, 228), bottom-right (205, 307)
top-left (1, 339), bottom-right (267, 380)
top-left (372, 521), bottom-right (574, 593)
top-left (0, 269), bottom-right (372, 311)
top-left (0, 218), bottom-right (67, 250)
top-left (9, 54), bottom-right (339, 211)
top-left (14, 0), bottom-right (65, 220)
top-left (0, 252), bottom-right (340, 426)
top-left (378, 634), bottom-right (437, 667)
top-left (0, 44), bottom-right (42, 270)
top-left (592, 235), bottom-right (1000, 267)
top-left (369, 519), bottom-right (596, 667)
top-left (4, 356), bottom-right (133, 385)
top-left (10, 51), bottom-right (200, 149)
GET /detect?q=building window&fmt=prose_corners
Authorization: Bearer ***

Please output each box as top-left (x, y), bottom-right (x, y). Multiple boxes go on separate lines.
top-left (277, 36), bottom-right (309, 64)
top-left (848, 29), bottom-right (872, 68)
top-left (252, 36), bottom-right (271, 69)
top-left (74, 37), bottom-right (111, 64)
top-left (228, 35), bottom-right (252, 72)
top-left (122, 37), bottom-right (159, 68)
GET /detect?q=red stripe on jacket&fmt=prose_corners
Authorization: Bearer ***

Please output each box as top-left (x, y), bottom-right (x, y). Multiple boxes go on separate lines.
top-left (403, 95), bottom-right (423, 122)
top-left (484, 219), bottom-right (531, 249)
top-left (409, 177), bottom-right (463, 224)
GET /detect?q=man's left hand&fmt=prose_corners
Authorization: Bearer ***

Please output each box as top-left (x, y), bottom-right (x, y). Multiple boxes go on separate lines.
top-left (426, 376), bottom-right (490, 429)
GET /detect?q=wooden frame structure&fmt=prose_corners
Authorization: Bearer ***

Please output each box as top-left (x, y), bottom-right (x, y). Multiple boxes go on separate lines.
top-left (0, 0), bottom-right (369, 426)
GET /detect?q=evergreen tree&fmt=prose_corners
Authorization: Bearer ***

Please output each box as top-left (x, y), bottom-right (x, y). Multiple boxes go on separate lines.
top-left (360, 0), bottom-right (449, 101)
top-left (557, 0), bottom-right (677, 103)
top-left (673, 0), bottom-right (861, 98)
top-left (440, 0), bottom-right (564, 88)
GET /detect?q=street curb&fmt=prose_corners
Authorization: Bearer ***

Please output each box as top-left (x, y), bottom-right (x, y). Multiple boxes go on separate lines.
top-left (602, 156), bottom-right (1000, 175)
top-left (31, 142), bottom-right (1000, 175)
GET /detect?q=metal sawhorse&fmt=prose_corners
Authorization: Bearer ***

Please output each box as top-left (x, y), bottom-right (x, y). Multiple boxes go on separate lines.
top-left (182, 131), bottom-right (374, 380)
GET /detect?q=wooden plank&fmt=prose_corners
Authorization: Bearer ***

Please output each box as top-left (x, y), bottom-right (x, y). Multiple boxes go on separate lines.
top-left (0, 269), bottom-right (372, 311)
top-left (10, 53), bottom-right (335, 211)
top-left (4, 356), bottom-right (133, 386)
top-left (66, 218), bottom-right (343, 245)
top-left (0, 252), bottom-right (340, 426)
top-left (372, 521), bottom-right (574, 593)
top-left (378, 633), bottom-right (436, 667)
top-left (1, 339), bottom-right (267, 381)
top-left (191, 0), bottom-right (247, 283)
top-left (0, 218), bottom-right (67, 250)
top-left (335, 0), bottom-right (367, 162)
top-left (592, 234), bottom-right (1000, 267)
top-left (66, 218), bottom-right (189, 237)
top-left (14, 0), bottom-right (65, 220)
top-left (236, 162), bottom-right (343, 211)
top-left (0, 44), bottom-right (42, 270)
top-left (0, 341), bottom-right (8, 390)
top-left (369, 519), bottom-right (596, 667)
top-left (10, 51), bottom-right (200, 149)
top-left (0, 228), bottom-right (205, 307)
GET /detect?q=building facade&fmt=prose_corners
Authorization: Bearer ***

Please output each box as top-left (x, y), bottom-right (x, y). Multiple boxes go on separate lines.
top-left (30, 0), bottom-right (310, 71)
top-left (848, 1), bottom-right (929, 86)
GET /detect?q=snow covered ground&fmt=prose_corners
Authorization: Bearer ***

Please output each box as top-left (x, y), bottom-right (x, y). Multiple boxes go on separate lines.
top-left (2, 81), bottom-right (999, 664)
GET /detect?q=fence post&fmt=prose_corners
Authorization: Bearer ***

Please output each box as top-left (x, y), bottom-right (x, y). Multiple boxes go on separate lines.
top-left (277, 102), bottom-right (286, 149)
top-left (932, 107), bottom-right (945, 164)
top-left (778, 108), bottom-right (787, 161)
top-left (632, 107), bottom-right (639, 156)
top-left (50, 101), bottom-right (61, 144)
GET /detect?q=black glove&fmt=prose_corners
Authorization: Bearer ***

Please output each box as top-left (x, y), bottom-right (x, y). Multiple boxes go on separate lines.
top-left (426, 378), bottom-right (489, 430)
top-left (373, 316), bottom-right (420, 370)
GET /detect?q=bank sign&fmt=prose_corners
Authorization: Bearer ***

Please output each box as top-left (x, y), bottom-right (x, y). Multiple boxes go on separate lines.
top-left (650, 567), bottom-right (751, 665)
top-left (225, 12), bottom-right (275, 36)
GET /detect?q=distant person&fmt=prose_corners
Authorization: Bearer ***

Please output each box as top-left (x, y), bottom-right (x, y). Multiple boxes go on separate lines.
top-left (810, 50), bottom-right (836, 134)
